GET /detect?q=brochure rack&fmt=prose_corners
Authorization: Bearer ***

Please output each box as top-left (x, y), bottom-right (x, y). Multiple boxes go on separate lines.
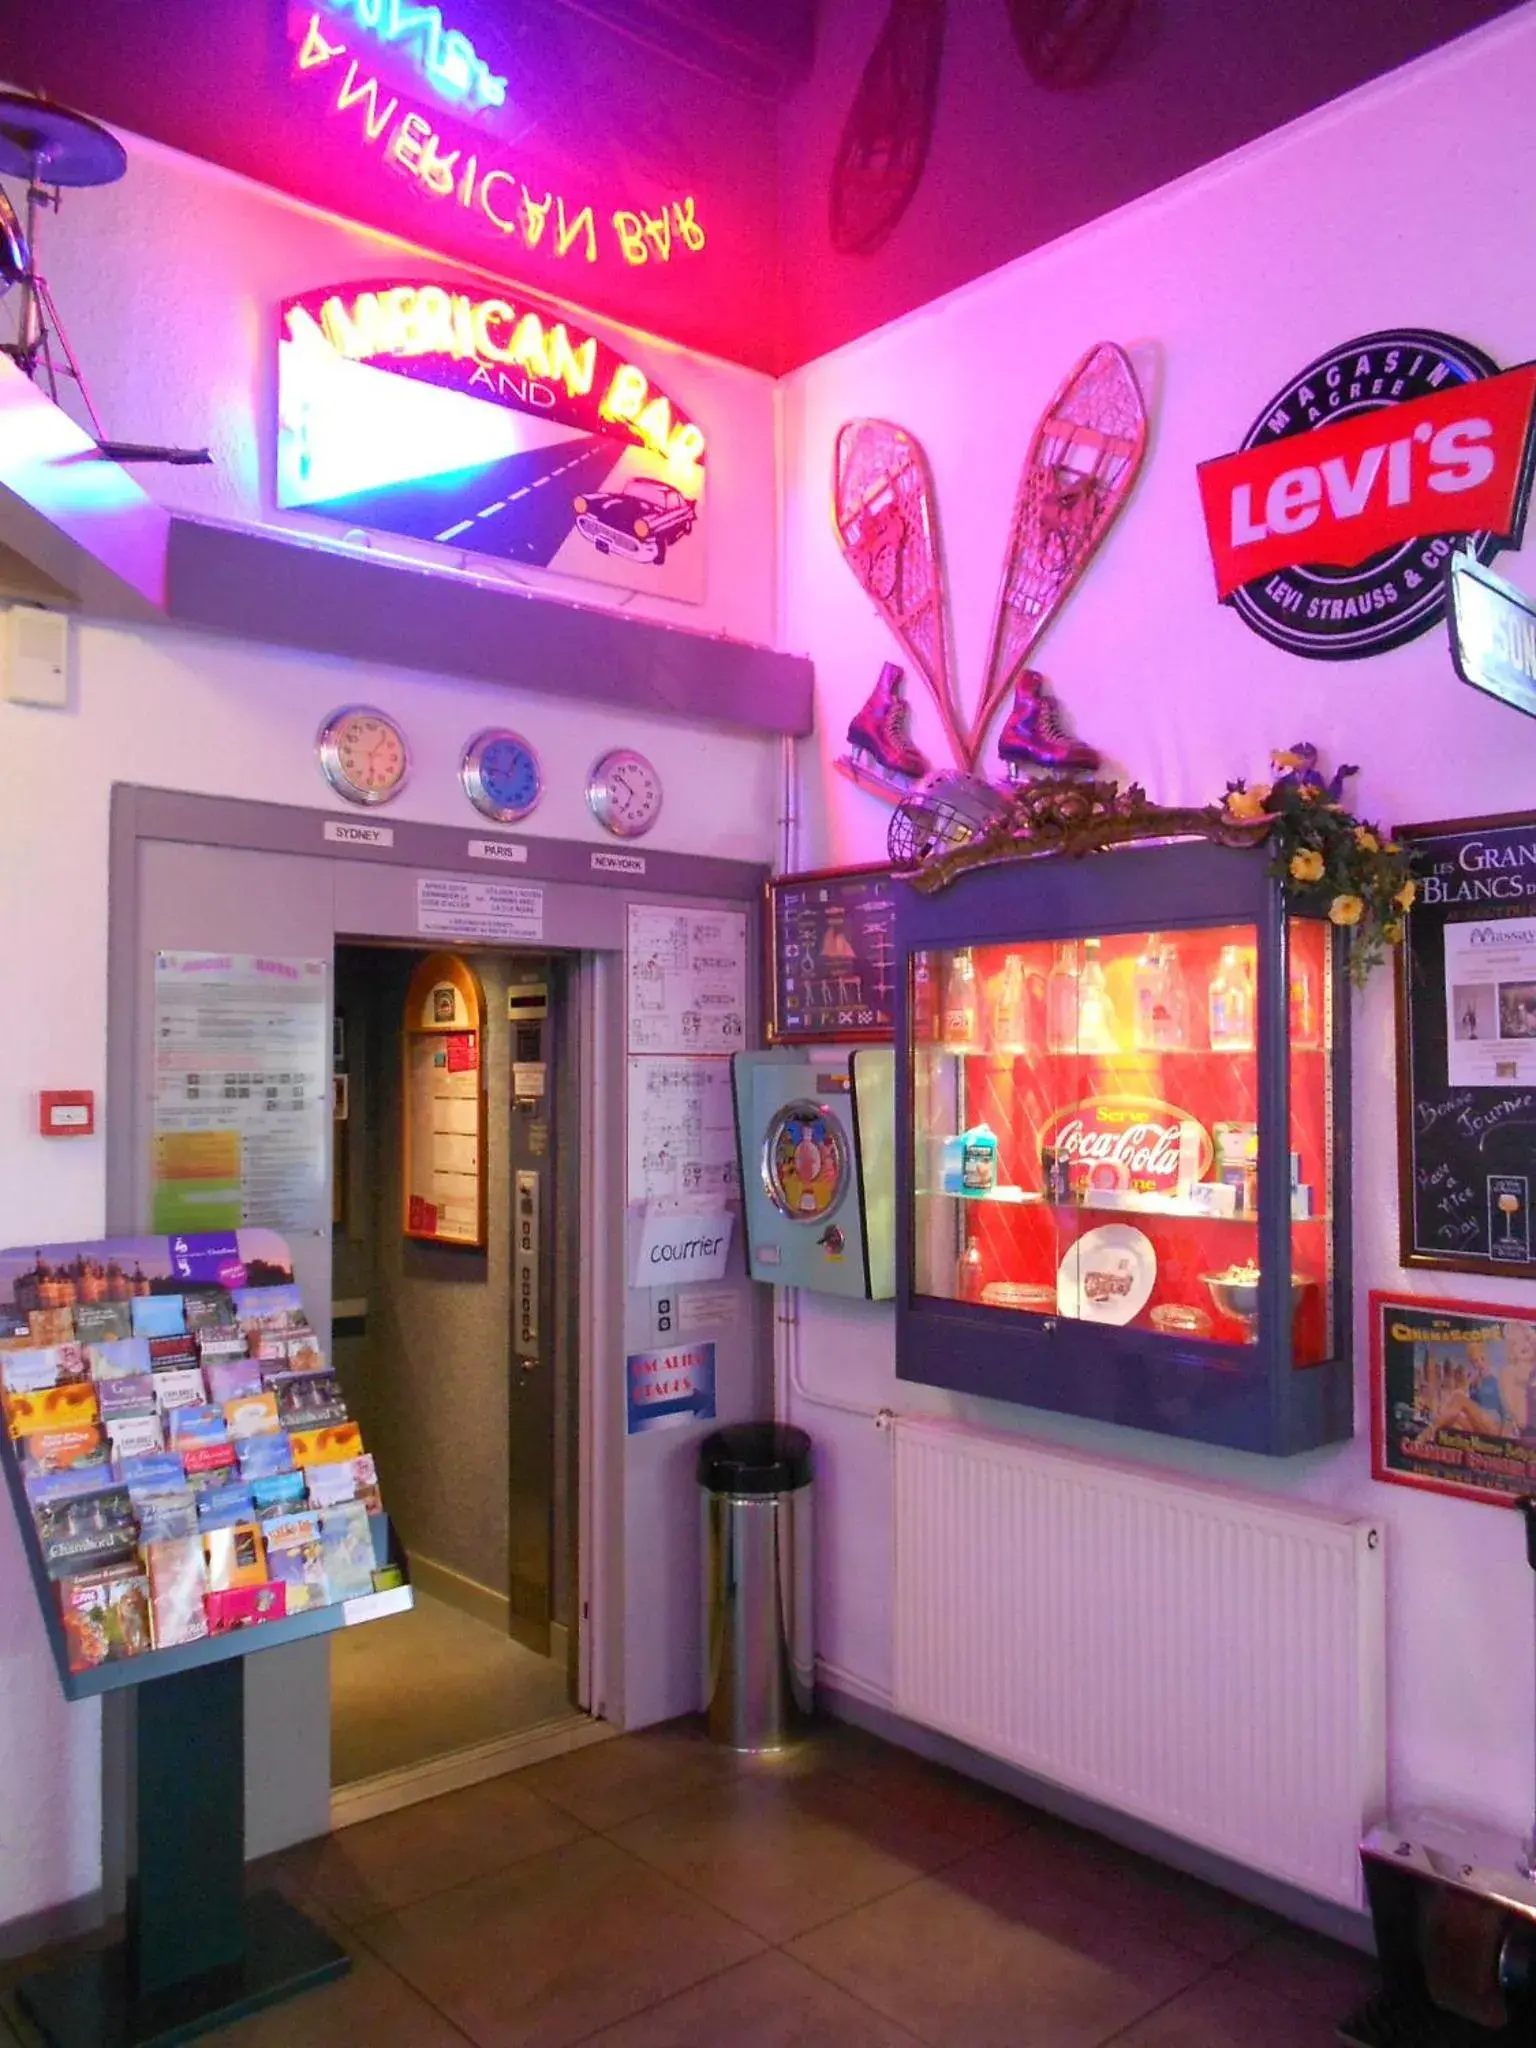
top-left (0, 1231), bottom-right (412, 2046)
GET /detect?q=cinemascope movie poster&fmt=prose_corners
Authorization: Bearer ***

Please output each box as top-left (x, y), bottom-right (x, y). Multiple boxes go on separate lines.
top-left (1372, 1290), bottom-right (1536, 1505)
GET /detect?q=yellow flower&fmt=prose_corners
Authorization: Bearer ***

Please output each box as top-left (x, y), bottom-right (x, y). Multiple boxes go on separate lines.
top-left (1384, 921), bottom-right (1404, 945)
top-left (1354, 827), bottom-right (1380, 853)
top-left (1225, 785), bottom-right (1271, 821)
top-left (1271, 750), bottom-right (1304, 771)
top-left (1298, 783), bottom-right (1319, 801)
top-left (1383, 840), bottom-right (1401, 854)
top-left (1329, 893), bottom-right (1365, 927)
top-left (1395, 879), bottom-right (1417, 910)
top-left (1289, 849), bottom-right (1325, 883)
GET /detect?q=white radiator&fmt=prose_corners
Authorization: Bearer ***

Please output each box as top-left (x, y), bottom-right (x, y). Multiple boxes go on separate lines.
top-left (892, 1417), bottom-right (1385, 1907)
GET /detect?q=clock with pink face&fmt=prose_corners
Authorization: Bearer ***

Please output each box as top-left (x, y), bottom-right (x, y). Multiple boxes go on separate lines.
top-left (317, 705), bottom-right (410, 806)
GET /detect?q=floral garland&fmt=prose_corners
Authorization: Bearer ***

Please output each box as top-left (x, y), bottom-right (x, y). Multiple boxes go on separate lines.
top-left (1222, 744), bottom-right (1417, 986)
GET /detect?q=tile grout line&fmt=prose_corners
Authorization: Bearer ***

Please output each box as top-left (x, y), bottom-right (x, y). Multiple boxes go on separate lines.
top-left (780, 1933), bottom-right (936, 2046)
top-left (1091, 1925), bottom-right (1276, 2048)
top-left (341, 1913), bottom-right (486, 2048)
top-left (350, 1828), bottom-right (770, 2048)
top-left (298, 1806), bottom-right (608, 1937)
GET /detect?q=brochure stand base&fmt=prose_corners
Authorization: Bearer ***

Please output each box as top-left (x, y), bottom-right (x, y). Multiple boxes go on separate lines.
top-left (16, 1660), bottom-right (349, 2047)
top-left (14, 1889), bottom-right (349, 2048)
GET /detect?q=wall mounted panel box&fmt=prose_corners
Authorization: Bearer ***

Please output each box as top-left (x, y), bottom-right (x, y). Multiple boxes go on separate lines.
top-left (733, 1049), bottom-right (894, 1298)
top-left (894, 841), bottom-right (1352, 1455)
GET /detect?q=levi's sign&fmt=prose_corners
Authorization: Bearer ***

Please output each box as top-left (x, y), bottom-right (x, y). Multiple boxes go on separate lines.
top-left (1197, 330), bottom-right (1536, 660)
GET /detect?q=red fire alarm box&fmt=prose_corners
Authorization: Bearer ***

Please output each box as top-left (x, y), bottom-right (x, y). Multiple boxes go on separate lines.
top-left (39, 1091), bottom-right (94, 1137)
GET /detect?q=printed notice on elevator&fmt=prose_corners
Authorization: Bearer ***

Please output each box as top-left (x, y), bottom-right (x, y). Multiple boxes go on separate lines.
top-left (627, 905), bottom-right (747, 1056)
top-left (626, 1058), bottom-right (740, 1203)
top-left (416, 878), bottom-right (544, 942)
top-left (150, 953), bottom-right (329, 1236)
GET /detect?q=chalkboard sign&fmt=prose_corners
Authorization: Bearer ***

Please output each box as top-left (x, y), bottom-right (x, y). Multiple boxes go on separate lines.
top-left (1397, 808), bottom-right (1536, 1277)
top-left (768, 865), bottom-right (898, 1043)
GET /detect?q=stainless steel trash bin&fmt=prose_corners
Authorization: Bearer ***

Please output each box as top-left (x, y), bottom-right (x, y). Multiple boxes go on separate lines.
top-left (698, 1423), bottom-right (813, 1752)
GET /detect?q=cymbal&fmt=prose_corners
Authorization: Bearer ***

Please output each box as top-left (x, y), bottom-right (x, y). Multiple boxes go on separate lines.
top-left (0, 93), bottom-right (126, 187)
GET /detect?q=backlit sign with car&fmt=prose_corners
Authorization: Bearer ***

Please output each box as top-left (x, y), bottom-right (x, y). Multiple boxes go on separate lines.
top-left (276, 278), bottom-right (707, 603)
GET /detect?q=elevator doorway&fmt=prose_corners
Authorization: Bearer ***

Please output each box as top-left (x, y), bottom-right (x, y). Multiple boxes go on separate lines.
top-left (328, 942), bottom-right (580, 1791)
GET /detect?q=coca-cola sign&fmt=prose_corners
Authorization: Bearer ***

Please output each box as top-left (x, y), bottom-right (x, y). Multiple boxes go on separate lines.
top-left (1038, 1096), bottom-right (1211, 1196)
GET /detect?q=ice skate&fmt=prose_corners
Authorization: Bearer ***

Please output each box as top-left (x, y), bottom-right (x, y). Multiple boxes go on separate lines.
top-left (837, 661), bottom-right (932, 804)
top-left (997, 671), bottom-right (1101, 779)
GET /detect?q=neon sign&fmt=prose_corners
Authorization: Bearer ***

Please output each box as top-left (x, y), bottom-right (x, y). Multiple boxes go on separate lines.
top-left (321, 0), bottom-right (507, 111)
top-left (300, 284), bottom-right (706, 472)
top-left (276, 278), bottom-right (708, 603)
top-left (291, 11), bottom-right (707, 271)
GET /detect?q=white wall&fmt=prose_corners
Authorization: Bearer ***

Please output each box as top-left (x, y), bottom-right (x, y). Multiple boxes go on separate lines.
top-left (0, 121), bottom-right (781, 1932)
top-left (781, 5), bottom-right (1536, 1858)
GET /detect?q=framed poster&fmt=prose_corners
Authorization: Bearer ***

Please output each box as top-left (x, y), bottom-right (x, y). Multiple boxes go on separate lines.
top-left (767, 865), bottom-right (898, 1044)
top-left (1370, 1289), bottom-right (1536, 1505)
top-left (402, 953), bottom-right (487, 1248)
top-left (1396, 809), bottom-right (1536, 1277)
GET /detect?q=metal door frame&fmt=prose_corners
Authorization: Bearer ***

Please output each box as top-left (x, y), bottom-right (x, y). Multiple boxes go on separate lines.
top-left (104, 785), bottom-right (766, 1865)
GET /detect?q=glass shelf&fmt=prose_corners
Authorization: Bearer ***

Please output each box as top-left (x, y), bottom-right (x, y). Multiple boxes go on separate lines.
top-left (938, 1044), bottom-right (1329, 1061)
top-left (919, 1188), bottom-right (1330, 1226)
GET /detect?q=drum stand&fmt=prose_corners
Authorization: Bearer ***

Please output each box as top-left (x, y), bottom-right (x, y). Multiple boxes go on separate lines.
top-left (0, 174), bottom-right (111, 443)
top-left (0, 89), bottom-right (208, 463)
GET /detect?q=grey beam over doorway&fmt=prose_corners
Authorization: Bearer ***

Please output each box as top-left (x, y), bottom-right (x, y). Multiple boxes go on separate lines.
top-left (165, 520), bottom-right (813, 738)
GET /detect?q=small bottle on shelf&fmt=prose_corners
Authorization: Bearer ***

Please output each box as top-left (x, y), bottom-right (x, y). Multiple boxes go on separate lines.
top-left (1289, 959), bottom-right (1318, 1048)
top-left (942, 948), bottom-right (981, 1052)
top-left (1045, 940), bottom-right (1080, 1052)
top-left (1077, 937), bottom-right (1119, 1053)
top-left (957, 1237), bottom-right (985, 1302)
top-left (1209, 944), bottom-right (1255, 1052)
top-left (992, 954), bottom-right (1029, 1056)
top-left (1133, 937), bottom-right (1190, 1051)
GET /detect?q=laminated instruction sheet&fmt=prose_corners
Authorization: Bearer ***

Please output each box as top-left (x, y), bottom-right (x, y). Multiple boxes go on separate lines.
top-left (151, 954), bottom-right (330, 1236)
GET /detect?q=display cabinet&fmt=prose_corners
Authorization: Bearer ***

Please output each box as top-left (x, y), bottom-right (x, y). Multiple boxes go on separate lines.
top-left (895, 840), bottom-right (1352, 1454)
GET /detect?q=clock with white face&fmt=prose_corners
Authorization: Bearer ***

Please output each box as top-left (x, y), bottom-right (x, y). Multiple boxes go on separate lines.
top-left (317, 705), bottom-right (410, 806)
top-left (461, 728), bottom-right (542, 824)
top-left (586, 748), bottom-right (663, 839)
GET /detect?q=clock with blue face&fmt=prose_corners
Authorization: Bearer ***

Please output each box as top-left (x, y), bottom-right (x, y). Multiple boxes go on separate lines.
top-left (460, 728), bottom-right (543, 824)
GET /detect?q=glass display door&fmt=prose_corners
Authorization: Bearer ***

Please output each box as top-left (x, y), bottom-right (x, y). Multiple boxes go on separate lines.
top-left (910, 920), bottom-right (1334, 1361)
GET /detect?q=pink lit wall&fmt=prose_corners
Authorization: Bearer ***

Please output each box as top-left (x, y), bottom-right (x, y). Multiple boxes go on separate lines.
top-left (780, 5), bottom-right (1536, 1858)
top-left (7, 116), bottom-right (779, 649)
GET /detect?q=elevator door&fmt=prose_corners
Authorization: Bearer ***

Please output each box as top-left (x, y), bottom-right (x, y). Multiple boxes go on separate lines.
top-left (505, 960), bottom-right (571, 1662)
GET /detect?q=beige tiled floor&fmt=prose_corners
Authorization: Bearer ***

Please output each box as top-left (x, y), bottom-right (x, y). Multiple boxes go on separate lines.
top-left (3, 1718), bottom-right (1380, 2047)
top-left (330, 1591), bottom-right (573, 1784)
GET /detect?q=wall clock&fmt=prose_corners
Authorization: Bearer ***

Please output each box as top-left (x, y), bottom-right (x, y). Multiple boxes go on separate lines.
top-left (316, 705), bottom-right (410, 806)
top-left (586, 747), bottom-right (663, 839)
top-left (461, 728), bottom-right (543, 824)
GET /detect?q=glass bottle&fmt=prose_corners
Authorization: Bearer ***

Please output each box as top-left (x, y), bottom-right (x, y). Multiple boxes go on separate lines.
top-left (1209, 943), bottom-right (1255, 1052)
top-left (957, 1236), bottom-right (985, 1302)
top-left (1045, 940), bottom-right (1080, 1053)
top-left (1077, 937), bottom-right (1119, 1053)
top-left (1133, 937), bottom-right (1190, 1052)
top-left (1289, 959), bottom-right (1318, 1048)
top-left (942, 948), bottom-right (980, 1052)
top-left (992, 954), bottom-right (1029, 1056)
